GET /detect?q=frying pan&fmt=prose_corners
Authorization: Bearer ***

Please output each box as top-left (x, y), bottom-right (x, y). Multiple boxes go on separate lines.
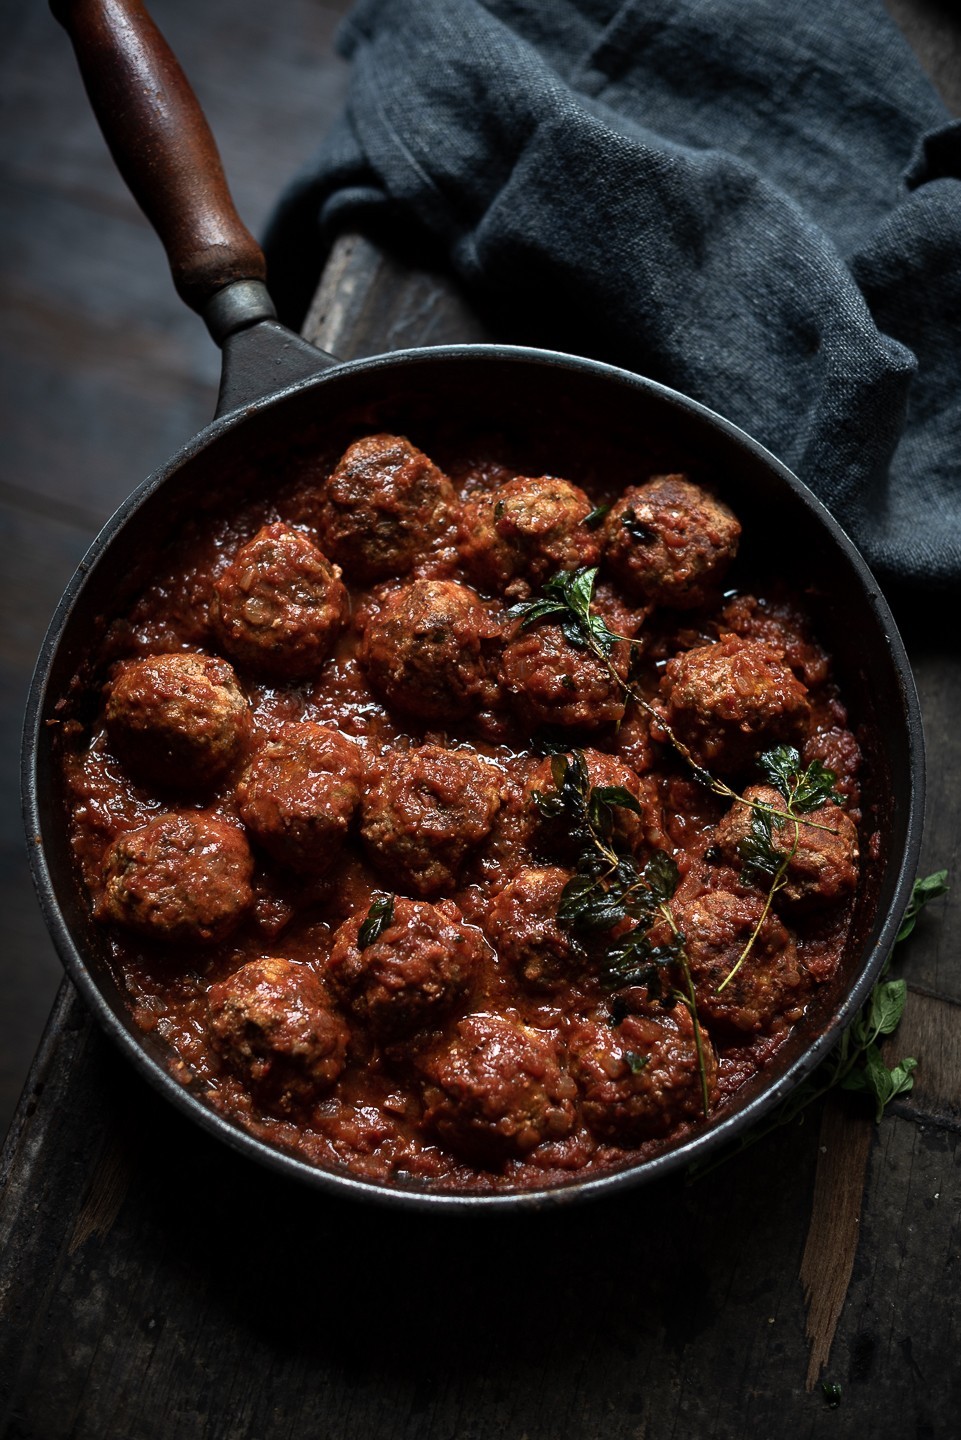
top-left (23, 0), bottom-right (924, 1209)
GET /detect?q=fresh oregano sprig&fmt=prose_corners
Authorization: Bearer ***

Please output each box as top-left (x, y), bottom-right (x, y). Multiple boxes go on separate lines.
top-left (532, 752), bottom-right (711, 1115)
top-left (687, 871), bottom-right (948, 1175)
top-left (514, 568), bottom-right (849, 999)
top-left (716, 744), bottom-right (845, 995)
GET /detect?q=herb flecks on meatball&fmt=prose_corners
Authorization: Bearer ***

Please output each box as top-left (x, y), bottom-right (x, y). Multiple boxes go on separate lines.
top-left (96, 812), bottom-right (254, 942)
top-left (603, 475), bottom-right (741, 610)
top-left (237, 723), bottom-right (363, 876)
top-left (327, 896), bottom-right (486, 1038)
top-left (484, 866), bottom-right (585, 992)
top-left (658, 635), bottom-right (811, 776)
top-left (713, 784), bottom-right (859, 910)
top-left (675, 889), bottom-right (808, 1035)
top-left (500, 619), bottom-right (629, 732)
top-left (213, 521), bottom-right (348, 682)
top-left (419, 1013), bottom-right (577, 1164)
top-left (569, 1005), bottom-right (716, 1145)
top-left (526, 749), bottom-right (666, 859)
top-left (320, 433), bottom-right (456, 582)
top-left (208, 956), bottom-right (348, 1109)
top-left (360, 579), bottom-right (501, 723)
top-left (361, 745), bottom-right (503, 896)
top-left (458, 474), bottom-right (602, 599)
top-left (104, 651), bottom-right (252, 792)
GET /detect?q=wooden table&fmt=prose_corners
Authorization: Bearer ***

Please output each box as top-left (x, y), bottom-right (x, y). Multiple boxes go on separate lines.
top-left (1, 232), bottom-right (958, 1440)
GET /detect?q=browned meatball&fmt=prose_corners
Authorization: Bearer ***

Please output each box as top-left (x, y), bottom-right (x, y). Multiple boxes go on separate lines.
top-left (104, 651), bottom-right (252, 791)
top-left (207, 956), bottom-right (348, 1109)
top-left (658, 635), bottom-right (812, 775)
top-left (359, 579), bottom-right (501, 723)
top-left (675, 889), bottom-right (807, 1035)
top-left (713, 785), bottom-right (859, 910)
top-left (327, 896), bottom-right (487, 1037)
top-left (237, 723), bottom-right (363, 875)
top-left (527, 749), bottom-right (666, 857)
top-left (500, 621), bottom-right (629, 731)
top-left (361, 745), bottom-right (503, 895)
top-left (484, 867), bottom-right (583, 991)
top-left (458, 475), bottom-right (602, 598)
top-left (213, 521), bottom-right (348, 681)
top-left (419, 1014), bottom-right (577, 1163)
top-left (569, 1005), bottom-right (716, 1145)
top-left (319, 433), bottom-right (456, 582)
top-left (603, 474), bottom-right (740, 609)
top-left (96, 812), bottom-right (254, 942)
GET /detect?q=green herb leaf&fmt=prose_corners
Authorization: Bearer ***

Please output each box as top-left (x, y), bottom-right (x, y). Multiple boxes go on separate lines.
top-left (624, 1050), bottom-right (650, 1075)
top-left (757, 746), bottom-right (841, 813)
top-left (621, 507), bottom-right (656, 544)
top-left (822, 1383), bottom-right (842, 1409)
top-left (841, 1045), bottom-right (918, 1122)
top-left (584, 504), bottom-right (610, 531)
top-left (357, 894), bottom-right (394, 948)
top-left (896, 869), bottom-right (949, 942)
top-left (643, 850), bottom-right (680, 905)
top-left (866, 977), bottom-right (908, 1038)
top-left (511, 567), bottom-right (622, 657)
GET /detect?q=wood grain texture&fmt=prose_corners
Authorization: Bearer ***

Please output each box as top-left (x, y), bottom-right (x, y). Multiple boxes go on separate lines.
top-left (1, 2), bottom-right (959, 1437)
top-left (800, 1099), bottom-right (874, 1391)
top-left (0, 0), bottom-right (351, 1133)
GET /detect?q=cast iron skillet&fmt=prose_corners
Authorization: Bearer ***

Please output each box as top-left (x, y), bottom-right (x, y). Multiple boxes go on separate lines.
top-left (24, 0), bottom-right (924, 1210)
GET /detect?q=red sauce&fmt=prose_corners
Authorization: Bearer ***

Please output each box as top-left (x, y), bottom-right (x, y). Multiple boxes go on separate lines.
top-left (60, 434), bottom-right (861, 1193)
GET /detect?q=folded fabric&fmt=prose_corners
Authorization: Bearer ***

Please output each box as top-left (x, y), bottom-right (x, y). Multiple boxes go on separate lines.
top-left (264, 0), bottom-right (961, 589)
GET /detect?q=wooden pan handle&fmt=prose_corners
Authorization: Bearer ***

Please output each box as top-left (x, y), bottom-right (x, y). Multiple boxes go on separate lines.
top-left (51, 0), bottom-right (267, 312)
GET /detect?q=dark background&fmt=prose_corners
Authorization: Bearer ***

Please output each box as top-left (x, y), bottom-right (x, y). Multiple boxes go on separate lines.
top-left (1, 0), bottom-right (959, 1135)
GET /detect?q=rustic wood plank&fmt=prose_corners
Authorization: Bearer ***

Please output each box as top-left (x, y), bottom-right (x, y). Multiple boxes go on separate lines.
top-left (0, 0), bottom-right (352, 1134)
top-left (1, 2), bottom-right (959, 1437)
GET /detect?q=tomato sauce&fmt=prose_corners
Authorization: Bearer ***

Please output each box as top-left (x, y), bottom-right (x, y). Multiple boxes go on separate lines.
top-left (60, 433), bottom-right (861, 1192)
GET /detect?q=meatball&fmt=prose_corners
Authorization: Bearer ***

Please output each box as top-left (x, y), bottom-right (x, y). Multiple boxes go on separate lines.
top-left (104, 651), bottom-right (252, 791)
top-left (96, 812), bottom-right (254, 942)
top-left (484, 867), bottom-right (585, 992)
top-left (213, 521), bottom-right (348, 681)
top-left (603, 474), bottom-right (740, 609)
top-left (527, 749), bottom-right (666, 858)
top-left (327, 896), bottom-right (487, 1037)
top-left (658, 635), bottom-right (812, 775)
top-left (713, 785), bottom-right (859, 910)
top-left (458, 474), bottom-right (602, 598)
top-left (674, 888), bottom-right (807, 1035)
top-left (419, 1014), bottom-right (577, 1163)
top-left (361, 745), bottom-right (503, 895)
top-left (319, 433), bottom-right (456, 582)
top-left (500, 621), bottom-right (629, 731)
top-left (359, 579), bottom-right (501, 723)
top-left (569, 1006), bottom-right (716, 1145)
top-left (237, 723), bottom-right (363, 875)
top-left (208, 956), bottom-right (348, 1109)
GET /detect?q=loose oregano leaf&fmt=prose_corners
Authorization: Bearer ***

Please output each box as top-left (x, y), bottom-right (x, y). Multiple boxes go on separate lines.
top-left (896, 869), bottom-right (949, 942)
top-left (358, 894), bottom-right (395, 948)
top-left (624, 1051), bottom-right (651, 1075)
top-left (621, 506), bottom-right (656, 544)
top-left (584, 503), bottom-right (610, 531)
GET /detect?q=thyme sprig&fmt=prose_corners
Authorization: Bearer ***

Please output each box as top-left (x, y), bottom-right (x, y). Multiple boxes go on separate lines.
top-left (532, 753), bottom-right (711, 1115)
